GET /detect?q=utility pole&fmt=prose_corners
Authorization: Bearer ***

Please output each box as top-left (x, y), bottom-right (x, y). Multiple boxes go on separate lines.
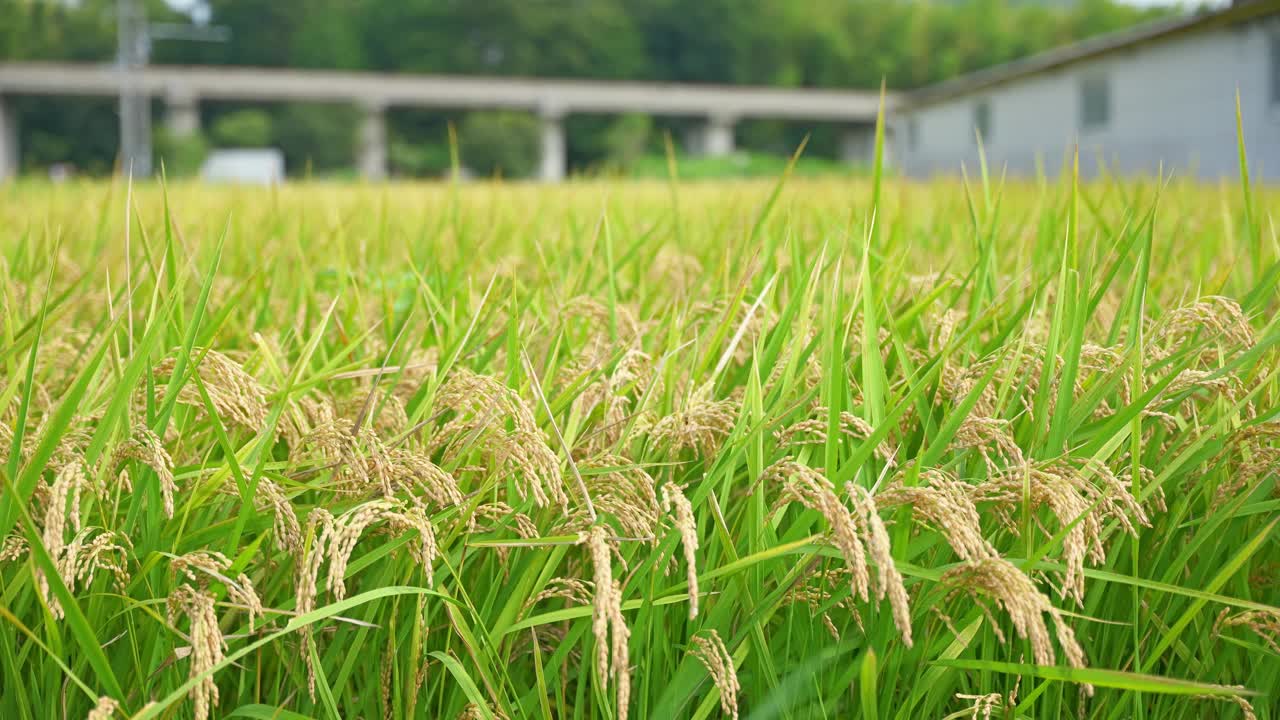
top-left (117, 0), bottom-right (150, 176)
top-left (116, 0), bottom-right (229, 178)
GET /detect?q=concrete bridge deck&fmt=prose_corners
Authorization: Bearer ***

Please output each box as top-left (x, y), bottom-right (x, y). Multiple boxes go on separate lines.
top-left (0, 62), bottom-right (895, 180)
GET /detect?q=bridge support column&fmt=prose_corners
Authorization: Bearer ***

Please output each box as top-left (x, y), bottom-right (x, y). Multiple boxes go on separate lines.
top-left (538, 108), bottom-right (566, 182)
top-left (704, 113), bottom-right (735, 156)
top-left (358, 102), bottom-right (388, 181)
top-left (165, 89), bottom-right (200, 137)
top-left (0, 95), bottom-right (16, 182)
top-left (687, 113), bottom-right (736, 157)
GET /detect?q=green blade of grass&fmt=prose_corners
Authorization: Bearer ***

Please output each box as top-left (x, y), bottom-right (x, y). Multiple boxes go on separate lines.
top-left (933, 659), bottom-right (1257, 697)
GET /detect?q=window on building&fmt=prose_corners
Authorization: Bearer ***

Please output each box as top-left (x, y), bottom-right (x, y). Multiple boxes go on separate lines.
top-left (1271, 32), bottom-right (1280, 106)
top-left (973, 100), bottom-right (991, 144)
top-left (1080, 73), bottom-right (1111, 131)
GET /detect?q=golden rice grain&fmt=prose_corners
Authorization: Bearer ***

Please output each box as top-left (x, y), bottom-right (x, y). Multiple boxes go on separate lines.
top-left (661, 482), bottom-right (700, 619)
top-left (85, 696), bottom-right (119, 720)
top-left (527, 577), bottom-right (594, 608)
top-left (1156, 296), bottom-right (1255, 357)
top-left (650, 384), bottom-right (737, 458)
top-left (775, 408), bottom-right (896, 464)
top-left (1214, 608), bottom-right (1280, 655)
top-left (578, 456), bottom-right (660, 541)
top-left (296, 500), bottom-right (438, 697)
top-left (848, 484), bottom-right (913, 647)
top-left (689, 630), bottom-right (740, 720)
top-left (112, 424), bottom-right (177, 518)
top-left (433, 370), bottom-right (567, 508)
top-left (609, 579), bottom-right (632, 720)
top-left (765, 460), bottom-right (870, 602)
top-left (955, 692), bottom-right (1003, 720)
top-left (59, 527), bottom-right (130, 595)
top-left (167, 584), bottom-right (225, 720)
top-left (942, 557), bottom-right (1088, 689)
top-left (587, 524), bottom-right (614, 684)
top-left (649, 246), bottom-right (703, 295)
top-left (154, 349), bottom-right (270, 430)
top-left (171, 550), bottom-right (264, 626)
top-left (456, 702), bottom-right (512, 720)
top-left (877, 469), bottom-right (996, 562)
top-left (0, 535), bottom-right (28, 563)
top-left (256, 478), bottom-right (303, 553)
top-left (949, 415), bottom-right (1025, 473)
top-left (35, 459), bottom-right (87, 619)
top-left (1192, 694), bottom-right (1257, 720)
top-left (785, 566), bottom-right (862, 639)
top-left (971, 458), bottom-right (1149, 605)
top-left (472, 501), bottom-right (540, 540)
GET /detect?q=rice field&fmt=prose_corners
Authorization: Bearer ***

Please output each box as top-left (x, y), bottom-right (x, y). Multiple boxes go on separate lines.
top-left (1, 153), bottom-right (1278, 719)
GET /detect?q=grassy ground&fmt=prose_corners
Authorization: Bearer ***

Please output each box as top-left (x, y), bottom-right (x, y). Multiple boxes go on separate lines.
top-left (0, 161), bottom-right (1277, 720)
top-left (625, 152), bottom-right (857, 179)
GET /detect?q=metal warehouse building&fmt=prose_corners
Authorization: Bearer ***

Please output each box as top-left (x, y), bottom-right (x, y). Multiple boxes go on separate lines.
top-left (894, 0), bottom-right (1280, 180)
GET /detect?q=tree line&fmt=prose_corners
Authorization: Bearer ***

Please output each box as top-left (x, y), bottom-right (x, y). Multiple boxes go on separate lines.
top-left (1, 0), bottom-right (1171, 177)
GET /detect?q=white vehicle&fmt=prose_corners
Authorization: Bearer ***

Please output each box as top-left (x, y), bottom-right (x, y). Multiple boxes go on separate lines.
top-left (200, 148), bottom-right (285, 184)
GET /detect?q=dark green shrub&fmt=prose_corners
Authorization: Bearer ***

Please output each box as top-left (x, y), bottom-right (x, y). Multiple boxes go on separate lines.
top-left (272, 103), bottom-right (359, 173)
top-left (153, 129), bottom-right (209, 177)
top-left (211, 109), bottom-right (273, 148)
top-left (458, 112), bottom-right (540, 178)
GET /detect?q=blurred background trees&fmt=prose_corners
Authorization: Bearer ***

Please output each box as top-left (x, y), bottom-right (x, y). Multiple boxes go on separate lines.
top-left (1, 0), bottom-right (1172, 177)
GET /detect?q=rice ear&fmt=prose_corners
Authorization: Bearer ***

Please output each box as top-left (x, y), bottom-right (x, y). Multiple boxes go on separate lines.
top-left (167, 585), bottom-right (226, 720)
top-left (764, 460), bottom-right (870, 602)
top-left (85, 696), bottom-right (120, 720)
top-left (154, 349), bottom-right (270, 430)
top-left (689, 630), bottom-right (740, 720)
top-left (941, 557), bottom-right (1090, 693)
top-left (661, 482), bottom-right (699, 619)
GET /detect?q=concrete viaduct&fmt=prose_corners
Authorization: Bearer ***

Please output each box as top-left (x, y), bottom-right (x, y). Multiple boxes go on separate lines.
top-left (0, 62), bottom-right (893, 181)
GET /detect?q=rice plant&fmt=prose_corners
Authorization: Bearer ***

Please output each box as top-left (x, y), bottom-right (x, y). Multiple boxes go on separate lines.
top-left (1, 151), bottom-right (1277, 718)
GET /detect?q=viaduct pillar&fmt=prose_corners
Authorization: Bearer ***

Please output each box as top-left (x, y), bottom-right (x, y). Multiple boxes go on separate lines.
top-left (687, 113), bottom-right (736, 157)
top-left (538, 106), bottom-right (566, 182)
top-left (165, 88), bottom-right (201, 137)
top-left (702, 113), bottom-right (736, 156)
top-left (0, 95), bottom-right (16, 182)
top-left (357, 101), bottom-right (388, 181)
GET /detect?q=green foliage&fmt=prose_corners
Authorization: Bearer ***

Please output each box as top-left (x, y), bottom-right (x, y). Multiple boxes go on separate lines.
top-left (359, 0), bottom-right (647, 79)
top-left (600, 114), bottom-right (653, 170)
top-left (10, 97), bottom-right (119, 174)
top-left (271, 103), bottom-right (359, 173)
top-left (210, 109), bottom-right (273, 148)
top-left (288, 0), bottom-right (366, 70)
top-left (0, 0), bottom-right (1174, 175)
top-left (153, 129), bottom-right (210, 177)
top-left (0, 0), bottom-right (118, 62)
top-left (458, 111), bottom-right (542, 178)
top-left (389, 139), bottom-right (452, 178)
